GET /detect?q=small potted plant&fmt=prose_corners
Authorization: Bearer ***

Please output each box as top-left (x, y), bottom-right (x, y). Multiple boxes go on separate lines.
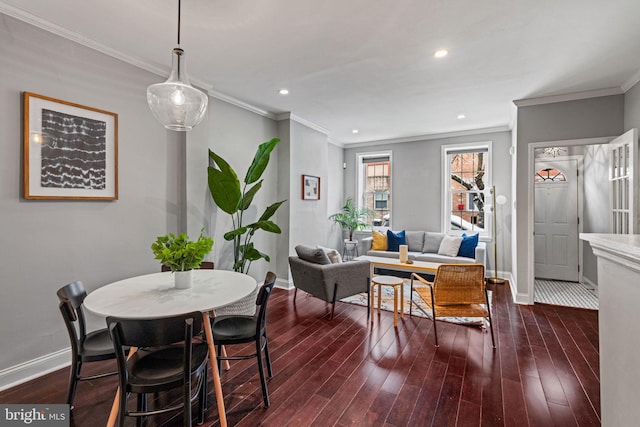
top-left (329, 197), bottom-right (373, 241)
top-left (151, 231), bottom-right (214, 289)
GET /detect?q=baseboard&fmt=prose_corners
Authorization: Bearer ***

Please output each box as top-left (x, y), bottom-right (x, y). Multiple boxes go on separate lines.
top-left (0, 348), bottom-right (70, 392)
top-left (582, 276), bottom-right (598, 290)
top-left (275, 277), bottom-right (293, 290)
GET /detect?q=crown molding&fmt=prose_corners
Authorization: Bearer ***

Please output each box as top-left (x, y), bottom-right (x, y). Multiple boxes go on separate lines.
top-left (621, 69), bottom-right (640, 93)
top-left (327, 138), bottom-right (345, 148)
top-left (0, 3), bottom-right (289, 119)
top-left (513, 87), bottom-right (623, 107)
top-left (276, 112), bottom-right (329, 135)
top-left (208, 89), bottom-right (276, 119)
top-left (344, 125), bottom-right (511, 149)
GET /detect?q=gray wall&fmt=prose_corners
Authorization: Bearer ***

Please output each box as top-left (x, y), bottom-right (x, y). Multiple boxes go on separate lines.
top-left (0, 16), bottom-right (179, 371)
top-left (515, 95), bottom-right (624, 301)
top-left (344, 131), bottom-right (513, 273)
top-left (582, 144), bottom-right (610, 285)
top-left (0, 14), bottom-right (282, 381)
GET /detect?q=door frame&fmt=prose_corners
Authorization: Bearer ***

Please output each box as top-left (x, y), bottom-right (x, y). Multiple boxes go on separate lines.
top-left (526, 136), bottom-right (614, 304)
top-left (533, 155), bottom-right (584, 283)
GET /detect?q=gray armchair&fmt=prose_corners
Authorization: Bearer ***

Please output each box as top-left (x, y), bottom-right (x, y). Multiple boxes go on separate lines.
top-left (289, 245), bottom-right (370, 320)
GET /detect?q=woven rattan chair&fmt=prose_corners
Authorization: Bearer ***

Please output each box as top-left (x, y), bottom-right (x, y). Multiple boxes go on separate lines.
top-left (410, 264), bottom-right (495, 348)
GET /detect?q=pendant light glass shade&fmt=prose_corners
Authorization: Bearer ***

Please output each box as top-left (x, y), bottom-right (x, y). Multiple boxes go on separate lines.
top-left (147, 48), bottom-right (208, 131)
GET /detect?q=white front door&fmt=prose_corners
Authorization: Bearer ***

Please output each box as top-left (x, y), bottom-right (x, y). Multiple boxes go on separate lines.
top-left (534, 159), bottom-right (579, 281)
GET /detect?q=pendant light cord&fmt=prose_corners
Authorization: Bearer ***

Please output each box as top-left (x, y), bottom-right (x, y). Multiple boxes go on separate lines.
top-left (177, 0), bottom-right (181, 46)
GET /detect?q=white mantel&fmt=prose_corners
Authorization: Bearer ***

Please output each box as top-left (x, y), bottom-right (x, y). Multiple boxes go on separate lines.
top-left (580, 233), bottom-right (640, 427)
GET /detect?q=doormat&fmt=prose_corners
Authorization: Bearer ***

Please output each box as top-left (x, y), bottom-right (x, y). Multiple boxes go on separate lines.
top-left (341, 281), bottom-right (491, 326)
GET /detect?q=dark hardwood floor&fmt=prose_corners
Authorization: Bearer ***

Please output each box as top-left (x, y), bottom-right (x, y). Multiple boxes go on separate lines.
top-left (0, 281), bottom-right (600, 426)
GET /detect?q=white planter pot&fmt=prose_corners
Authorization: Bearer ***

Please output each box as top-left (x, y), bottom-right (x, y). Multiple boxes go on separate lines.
top-left (174, 270), bottom-right (193, 289)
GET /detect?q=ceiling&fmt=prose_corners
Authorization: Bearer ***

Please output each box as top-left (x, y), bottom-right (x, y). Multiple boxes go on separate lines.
top-left (3, 0), bottom-right (640, 145)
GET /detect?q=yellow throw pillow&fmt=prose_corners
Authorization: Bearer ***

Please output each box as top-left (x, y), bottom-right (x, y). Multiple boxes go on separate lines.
top-left (371, 230), bottom-right (388, 250)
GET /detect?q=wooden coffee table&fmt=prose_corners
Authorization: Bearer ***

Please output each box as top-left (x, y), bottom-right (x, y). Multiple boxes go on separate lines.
top-left (355, 255), bottom-right (440, 279)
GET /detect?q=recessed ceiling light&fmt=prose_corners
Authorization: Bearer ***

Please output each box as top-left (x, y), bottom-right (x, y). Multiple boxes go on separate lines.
top-left (457, 114), bottom-right (466, 119)
top-left (434, 49), bottom-right (448, 58)
top-left (279, 89), bottom-right (289, 95)
top-left (352, 129), bottom-right (359, 134)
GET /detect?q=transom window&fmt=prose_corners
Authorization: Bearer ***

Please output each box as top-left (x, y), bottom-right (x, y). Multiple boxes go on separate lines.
top-left (442, 143), bottom-right (491, 238)
top-left (534, 168), bottom-right (567, 182)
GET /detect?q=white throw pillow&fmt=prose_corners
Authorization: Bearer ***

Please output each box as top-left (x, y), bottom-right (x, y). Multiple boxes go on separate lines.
top-left (317, 245), bottom-right (343, 263)
top-left (438, 235), bottom-right (463, 257)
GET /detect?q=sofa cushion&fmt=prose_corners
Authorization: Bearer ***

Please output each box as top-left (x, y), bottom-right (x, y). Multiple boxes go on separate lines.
top-left (386, 230), bottom-right (406, 252)
top-left (317, 245), bottom-right (343, 263)
top-left (438, 235), bottom-right (463, 257)
top-left (295, 245), bottom-right (331, 265)
top-left (414, 253), bottom-right (476, 264)
top-left (371, 230), bottom-right (387, 250)
top-left (457, 233), bottom-right (479, 258)
top-left (423, 232), bottom-right (445, 253)
top-left (405, 231), bottom-right (425, 252)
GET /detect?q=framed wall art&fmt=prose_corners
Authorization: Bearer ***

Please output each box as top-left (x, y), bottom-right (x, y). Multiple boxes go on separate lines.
top-left (302, 174), bottom-right (320, 200)
top-left (23, 92), bottom-right (118, 200)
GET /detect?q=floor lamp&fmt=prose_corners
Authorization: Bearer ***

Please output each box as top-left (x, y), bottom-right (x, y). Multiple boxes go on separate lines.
top-left (488, 186), bottom-right (507, 284)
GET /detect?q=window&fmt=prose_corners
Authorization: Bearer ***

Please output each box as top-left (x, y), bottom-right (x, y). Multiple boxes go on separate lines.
top-left (442, 143), bottom-right (491, 238)
top-left (357, 151), bottom-right (392, 227)
top-left (534, 168), bottom-right (566, 182)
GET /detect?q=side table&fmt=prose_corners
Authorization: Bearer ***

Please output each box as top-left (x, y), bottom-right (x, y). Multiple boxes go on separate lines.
top-left (370, 275), bottom-right (405, 327)
top-left (343, 239), bottom-right (359, 261)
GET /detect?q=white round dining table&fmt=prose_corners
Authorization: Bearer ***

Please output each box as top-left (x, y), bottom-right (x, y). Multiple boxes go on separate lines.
top-left (84, 270), bottom-right (257, 317)
top-left (84, 269), bottom-right (257, 427)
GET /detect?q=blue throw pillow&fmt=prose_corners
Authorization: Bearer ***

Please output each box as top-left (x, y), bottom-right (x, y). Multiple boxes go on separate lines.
top-left (386, 229), bottom-right (406, 252)
top-left (457, 233), bottom-right (479, 258)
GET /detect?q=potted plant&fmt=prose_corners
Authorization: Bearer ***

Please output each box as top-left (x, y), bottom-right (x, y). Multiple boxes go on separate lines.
top-left (151, 231), bottom-right (214, 288)
top-left (329, 197), bottom-right (373, 241)
top-left (208, 138), bottom-right (286, 275)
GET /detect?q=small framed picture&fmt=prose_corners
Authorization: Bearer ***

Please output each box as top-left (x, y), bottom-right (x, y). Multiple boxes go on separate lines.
top-left (23, 92), bottom-right (118, 200)
top-left (302, 174), bottom-right (320, 200)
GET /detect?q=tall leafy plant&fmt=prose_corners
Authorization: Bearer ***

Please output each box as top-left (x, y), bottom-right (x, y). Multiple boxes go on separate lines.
top-left (208, 138), bottom-right (286, 273)
top-left (329, 197), bottom-right (373, 241)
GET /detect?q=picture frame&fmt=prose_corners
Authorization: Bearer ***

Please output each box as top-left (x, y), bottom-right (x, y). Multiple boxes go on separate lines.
top-left (23, 92), bottom-right (118, 200)
top-left (302, 174), bottom-right (320, 200)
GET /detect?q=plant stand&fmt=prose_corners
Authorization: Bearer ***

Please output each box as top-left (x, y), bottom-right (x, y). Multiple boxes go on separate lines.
top-left (343, 239), bottom-right (359, 261)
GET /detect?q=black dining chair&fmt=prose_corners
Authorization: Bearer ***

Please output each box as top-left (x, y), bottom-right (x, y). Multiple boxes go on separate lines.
top-left (57, 281), bottom-right (119, 409)
top-left (212, 271), bottom-right (276, 408)
top-left (107, 311), bottom-right (209, 427)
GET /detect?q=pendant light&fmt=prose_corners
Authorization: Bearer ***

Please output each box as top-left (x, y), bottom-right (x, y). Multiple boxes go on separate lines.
top-left (147, 0), bottom-right (208, 131)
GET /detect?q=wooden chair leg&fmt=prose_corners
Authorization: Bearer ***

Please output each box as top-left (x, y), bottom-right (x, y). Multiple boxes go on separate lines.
top-left (486, 289), bottom-right (496, 349)
top-left (294, 288), bottom-right (297, 302)
top-left (431, 292), bottom-right (439, 347)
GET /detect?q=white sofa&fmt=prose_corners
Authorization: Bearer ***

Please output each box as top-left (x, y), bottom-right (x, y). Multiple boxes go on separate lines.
top-left (361, 230), bottom-right (486, 267)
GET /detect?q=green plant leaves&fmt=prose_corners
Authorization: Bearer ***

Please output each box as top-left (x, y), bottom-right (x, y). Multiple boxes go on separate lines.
top-left (151, 231), bottom-right (214, 271)
top-left (208, 150), bottom-right (241, 214)
top-left (245, 138), bottom-right (280, 185)
top-left (240, 180), bottom-right (263, 211)
top-left (259, 200), bottom-right (286, 221)
top-left (207, 138), bottom-right (286, 273)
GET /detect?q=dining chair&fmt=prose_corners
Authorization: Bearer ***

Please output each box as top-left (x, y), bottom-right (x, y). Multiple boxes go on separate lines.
top-left (107, 311), bottom-right (209, 427)
top-left (56, 281), bottom-right (119, 409)
top-left (161, 261), bottom-right (214, 272)
top-left (211, 271), bottom-right (276, 408)
top-left (410, 264), bottom-right (495, 348)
